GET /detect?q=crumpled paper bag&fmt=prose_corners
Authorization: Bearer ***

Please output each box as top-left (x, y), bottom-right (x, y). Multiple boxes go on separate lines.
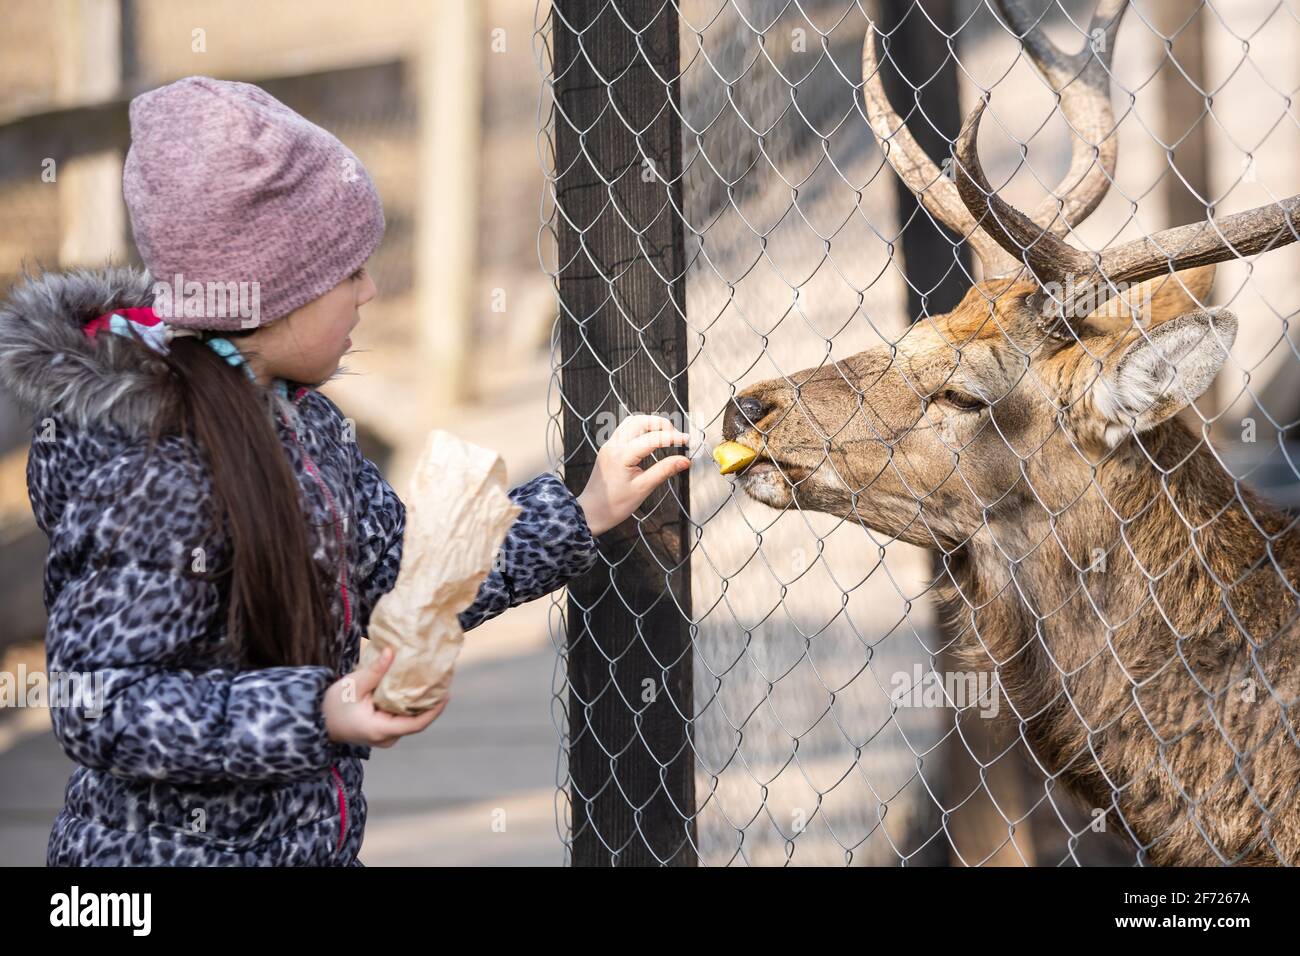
top-left (361, 429), bottom-right (522, 715)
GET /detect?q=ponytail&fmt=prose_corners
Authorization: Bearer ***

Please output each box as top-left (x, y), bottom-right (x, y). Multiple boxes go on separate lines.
top-left (133, 332), bottom-right (335, 671)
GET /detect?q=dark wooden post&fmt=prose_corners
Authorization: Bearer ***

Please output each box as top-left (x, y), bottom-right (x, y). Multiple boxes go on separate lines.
top-left (1153, 0), bottom-right (1210, 230)
top-left (878, 0), bottom-right (973, 316)
top-left (551, 0), bottom-right (697, 866)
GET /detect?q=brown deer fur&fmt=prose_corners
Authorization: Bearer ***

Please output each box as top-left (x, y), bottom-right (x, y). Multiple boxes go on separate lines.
top-left (723, 274), bottom-right (1300, 864)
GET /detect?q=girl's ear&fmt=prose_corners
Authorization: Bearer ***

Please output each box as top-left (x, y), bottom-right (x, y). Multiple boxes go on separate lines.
top-left (1092, 309), bottom-right (1237, 447)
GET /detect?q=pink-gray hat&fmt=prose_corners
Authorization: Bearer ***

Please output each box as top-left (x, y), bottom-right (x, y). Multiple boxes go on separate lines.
top-left (122, 75), bottom-right (385, 330)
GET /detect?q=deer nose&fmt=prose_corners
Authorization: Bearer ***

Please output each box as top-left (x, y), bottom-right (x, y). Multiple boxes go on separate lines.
top-left (723, 395), bottom-right (772, 440)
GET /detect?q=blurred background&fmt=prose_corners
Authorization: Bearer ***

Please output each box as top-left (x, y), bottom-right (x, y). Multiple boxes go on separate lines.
top-left (2, 0), bottom-right (1299, 866)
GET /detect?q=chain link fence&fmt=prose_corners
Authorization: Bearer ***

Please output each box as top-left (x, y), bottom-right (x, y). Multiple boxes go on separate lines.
top-left (537, 0), bottom-right (1300, 866)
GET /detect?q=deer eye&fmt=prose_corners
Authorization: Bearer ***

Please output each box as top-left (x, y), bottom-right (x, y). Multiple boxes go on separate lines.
top-left (937, 388), bottom-right (986, 412)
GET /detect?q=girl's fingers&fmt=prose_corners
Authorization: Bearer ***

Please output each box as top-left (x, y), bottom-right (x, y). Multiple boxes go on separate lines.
top-left (615, 414), bottom-right (673, 436)
top-left (353, 646), bottom-right (394, 696)
top-left (610, 414), bottom-right (683, 450)
top-left (372, 696), bottom-right (448, 738)
top-left (411, 699), bottom-right (449, 727)
top-left (618, 426), bottom-right (691, 467)
top-left (630, 455), bottom-right (692, 493)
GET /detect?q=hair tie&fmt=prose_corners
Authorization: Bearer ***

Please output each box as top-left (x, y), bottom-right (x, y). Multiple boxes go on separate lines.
top-left (84, 309), bottom-right (289, 399)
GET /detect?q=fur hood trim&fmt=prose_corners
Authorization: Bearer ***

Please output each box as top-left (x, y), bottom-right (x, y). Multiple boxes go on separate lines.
top-left (0, 264), bottom-right (177, 436)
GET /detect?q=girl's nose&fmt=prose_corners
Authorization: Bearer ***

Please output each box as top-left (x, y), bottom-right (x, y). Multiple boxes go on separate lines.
top-left (356, 271), bottom-right (378, 306)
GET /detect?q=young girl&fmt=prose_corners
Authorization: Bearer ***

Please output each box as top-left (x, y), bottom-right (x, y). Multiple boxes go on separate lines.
top-left (0, 76), bottom-right (691, 866)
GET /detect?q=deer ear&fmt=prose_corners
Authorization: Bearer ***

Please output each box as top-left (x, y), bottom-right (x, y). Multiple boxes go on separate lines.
top-left (1094, 310), bottom-right (1237, 444)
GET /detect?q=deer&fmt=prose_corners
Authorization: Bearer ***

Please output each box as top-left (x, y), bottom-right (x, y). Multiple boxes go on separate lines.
top-left (715, 0), bottom-right (1300, 865)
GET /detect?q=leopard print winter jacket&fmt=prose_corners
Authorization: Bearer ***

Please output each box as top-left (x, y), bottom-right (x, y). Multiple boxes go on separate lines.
top-left (0, 266), bottom-right (600, 866)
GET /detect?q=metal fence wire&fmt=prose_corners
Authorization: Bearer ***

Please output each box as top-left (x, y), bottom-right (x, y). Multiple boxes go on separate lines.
top-left (535, 0), bottom-right (1300, 866)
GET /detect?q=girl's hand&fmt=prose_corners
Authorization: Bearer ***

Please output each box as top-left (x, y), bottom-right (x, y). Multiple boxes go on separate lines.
top-left (323, 647), bottom-right (448, 748)
top-left (576, 415), bottom-right (692, 537)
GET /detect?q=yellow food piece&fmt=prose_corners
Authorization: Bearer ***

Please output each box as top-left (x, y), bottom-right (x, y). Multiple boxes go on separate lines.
top-left (713, 441), bottom-right (758, 475)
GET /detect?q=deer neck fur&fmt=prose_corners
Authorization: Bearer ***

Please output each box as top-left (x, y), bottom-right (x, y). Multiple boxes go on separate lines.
top-left (934, 418), bottom-right (1300, 864)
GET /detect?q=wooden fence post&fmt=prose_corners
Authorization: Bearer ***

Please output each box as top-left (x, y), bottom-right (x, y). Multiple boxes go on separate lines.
top-left (551, 0), bottom-right (698, 866)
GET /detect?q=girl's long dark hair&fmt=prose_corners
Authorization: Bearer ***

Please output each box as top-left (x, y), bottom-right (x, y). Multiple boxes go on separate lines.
top-left (131, 330), bottom-right (335, 671)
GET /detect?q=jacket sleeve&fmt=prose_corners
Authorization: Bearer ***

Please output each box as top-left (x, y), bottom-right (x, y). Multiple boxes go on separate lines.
top-left (457, 472), bottom-right (600, 632)
top-left (41, 442), bottom-right (345, 785)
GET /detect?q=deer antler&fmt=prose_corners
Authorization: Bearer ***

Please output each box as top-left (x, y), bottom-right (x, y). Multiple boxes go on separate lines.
top-left (861, 0), bottom-right (1125, 276)
top-left (955, 100), bottom-right (1300, 332)
top-left (860, 19), bottom-right (1010, 270)
top-left (953, 100), bottom-right (1093, 284)
top-left (1094, 199), bottom-right (1300, 289)
top-left (997, 0), bottom-right (1126, 234)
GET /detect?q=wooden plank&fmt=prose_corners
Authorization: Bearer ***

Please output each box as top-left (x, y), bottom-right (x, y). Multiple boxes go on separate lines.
top-left (0, 60), bottom-right (407, 185)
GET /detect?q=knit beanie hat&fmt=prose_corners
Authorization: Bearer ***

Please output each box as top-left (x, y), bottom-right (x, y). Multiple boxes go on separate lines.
top-left (122, 75), bottom-right (385, 331)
